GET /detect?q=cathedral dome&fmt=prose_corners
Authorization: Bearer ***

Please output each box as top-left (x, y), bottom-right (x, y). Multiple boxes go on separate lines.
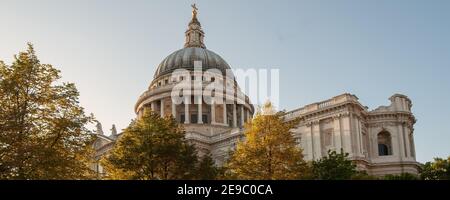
top-left (152, 4), bottom-right (232, 80)
top-left (153, 47), bottom-right (231, 79)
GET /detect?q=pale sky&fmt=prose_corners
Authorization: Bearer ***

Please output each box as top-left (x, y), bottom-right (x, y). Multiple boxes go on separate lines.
top-left (1, 0), bottom-right (449, 163)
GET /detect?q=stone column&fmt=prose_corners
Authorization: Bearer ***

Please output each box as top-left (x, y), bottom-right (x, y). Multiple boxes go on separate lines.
top-left (369, 129), bottom-right (376, 158)
top-left (223, 103), bottom-right (227, 125)
top-left (403, 124), bottom-right (411, 158)
top-left (232, 103), bottom-right (237, 127)
top-left (312, 121), bottom-right (322, 159)
top-left (333, 116), bottom-right (342, 152)
top-left (240, 105), bottom-right (245, 126)
top-left (306, 123), bottom-right (314, 161)
top-left (171, 101), bottom-right (176, 117)
top-left (410, 132), bottom-right (416, 157)
top-left (184, 98), bottom-right (190, 124)
top-left (247, 110), bottom-right (251, 121)
top-left (351, 115), bottom-right (360, 156)
top-left (359, 120), bottom-right (364, 156)
top-left (341, 114), bottom-right (352, 156)
top-left (402, 98), bottom-right (407, 111)
top-left (355, 117), bottom-right (363, 156)
top-left (350, 113), bottom-right (362, 157)
top-left (151, 101), bottom-right (156, 112)
top-left (138, 108), bottom-right (142, 119)
top-left (397, 124), bottom-right (405, 159)
top-left (211, 103), bottom-right (216, 124)
top-left (198, 98), bottom-right (203, 124)
top-left (160, 99), bottom-right (164, 117)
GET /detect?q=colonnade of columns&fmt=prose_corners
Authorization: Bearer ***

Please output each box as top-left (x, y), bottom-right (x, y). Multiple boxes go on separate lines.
top-left (143, 98), bottom-right (252, 128)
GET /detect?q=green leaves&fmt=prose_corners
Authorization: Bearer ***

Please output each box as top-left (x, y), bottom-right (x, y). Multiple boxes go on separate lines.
top-left (196, 153), bottom-right (218, 180)
top-left (384, 173), bottom-right (419, 180)
top-left (312, 150), bottom-right (358, 180)
top-left (101, 111), bottom-right (200, 180)
top-left (0, 44), bottom-right (95, 180)
top-left (420, 156), bottom-right (450, 180)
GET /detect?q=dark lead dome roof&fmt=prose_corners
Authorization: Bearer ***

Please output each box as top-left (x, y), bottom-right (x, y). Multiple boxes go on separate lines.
top-left (153, 47), bottom-right (231, 79)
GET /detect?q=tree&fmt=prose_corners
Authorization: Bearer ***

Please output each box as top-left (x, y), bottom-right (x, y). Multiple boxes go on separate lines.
top-left (196, 153), bottom-right (218, 180)
top-left (420, 156), bottom-right (450, 180)
top-left (101, 111), bottom-right (198, 180)
top-left (350, 170), bottom-right (378, 180)
top-left (312, 150), bottom-right (358, 180)
top-left (384, 173), bottom-right (419, 180)
top-left (224, 102), bottom-right (311, 180)
top-left (0, 44), bottom-right (95, 179)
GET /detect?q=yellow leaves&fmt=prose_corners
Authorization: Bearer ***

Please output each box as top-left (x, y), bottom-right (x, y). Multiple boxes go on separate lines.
top-left (0, 44), bottom-right (95, 180)
top-left (225, 106), bottom-right (309, 180)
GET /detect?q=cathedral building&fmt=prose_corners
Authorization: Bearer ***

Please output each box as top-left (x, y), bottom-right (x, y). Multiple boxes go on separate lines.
top-left (93, 6), bottom-right (420, 177)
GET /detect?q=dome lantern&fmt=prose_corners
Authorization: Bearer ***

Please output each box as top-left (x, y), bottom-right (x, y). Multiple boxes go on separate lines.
top-left (184, 4), bottom-right (206, 49)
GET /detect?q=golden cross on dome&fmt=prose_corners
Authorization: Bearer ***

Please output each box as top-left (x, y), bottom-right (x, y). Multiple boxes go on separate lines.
top-left (191, 4), bottom-right (198, 18)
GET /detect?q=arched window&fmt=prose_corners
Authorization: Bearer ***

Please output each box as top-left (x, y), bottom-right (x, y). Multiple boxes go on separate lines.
top-left (378, 144), bottom-right (389, 156)
top-left (377, 131), bottom-right (392, 156)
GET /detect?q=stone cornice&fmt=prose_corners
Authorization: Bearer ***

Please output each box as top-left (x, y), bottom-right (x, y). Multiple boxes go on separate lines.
top-left (285, 95), bottom-right (416, 130)
top-left (367, 112), bottom-right (416, 125)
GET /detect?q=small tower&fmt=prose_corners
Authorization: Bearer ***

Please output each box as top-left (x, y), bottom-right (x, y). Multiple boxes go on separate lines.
top-left (96, 122), bottom-right (104, 135)
top-left (110, 124), bottom-right (118, 138)
top-left (389, 94), bottom-right (412, 112)
top-left (184, 4), bottom-right (206, 49)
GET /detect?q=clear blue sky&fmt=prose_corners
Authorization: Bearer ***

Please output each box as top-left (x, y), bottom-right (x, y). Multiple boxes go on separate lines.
top-left (1, 0), bottom-right (449, 163)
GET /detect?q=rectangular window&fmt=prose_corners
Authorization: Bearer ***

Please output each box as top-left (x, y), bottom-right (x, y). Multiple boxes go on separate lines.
top-left (191, 114), bottom-right (198, 123)
top-left (202, 115), bottom-right (208, 123)
top-left (165, 79), bottom-right (168, 84)
top-left (180, 114), bottom-right (185, 123)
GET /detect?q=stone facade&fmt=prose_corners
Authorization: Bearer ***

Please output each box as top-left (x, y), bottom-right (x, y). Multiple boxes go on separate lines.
top-left (285, 93), bottom-right (419, 176)
top-left (92, 7), bottom-right (420, 177)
